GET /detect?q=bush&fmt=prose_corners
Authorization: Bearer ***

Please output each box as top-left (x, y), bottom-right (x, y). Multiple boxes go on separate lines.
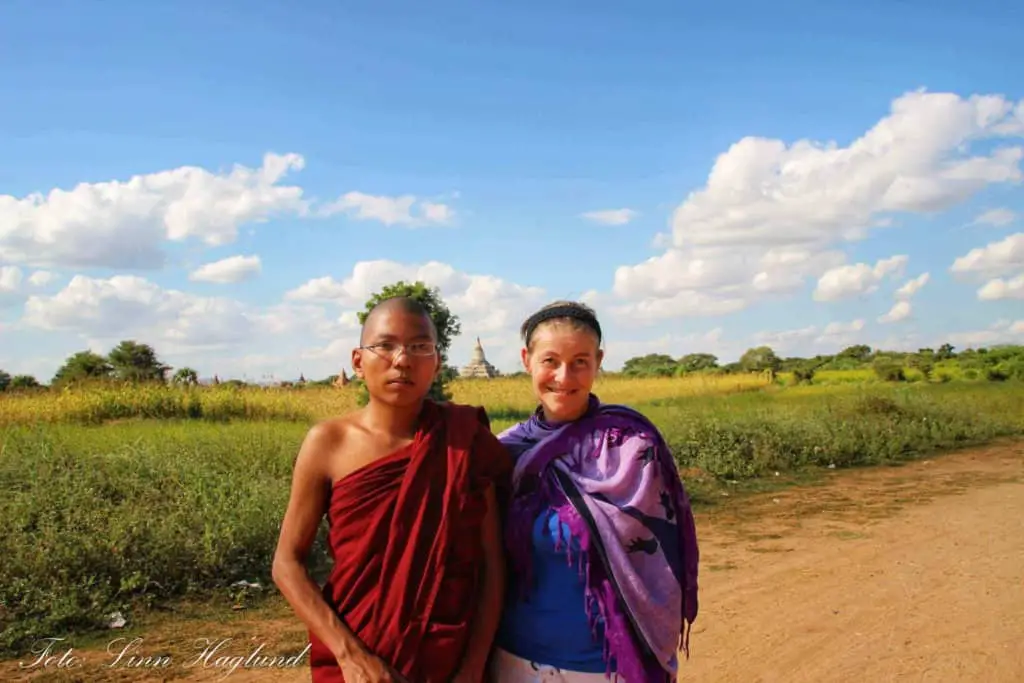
top-left (792, 367), bottom-right (816, 384)
top-left (987, 367), bottom-right (1010, 382)
top-left (873, 360), bottom-right (906, 382)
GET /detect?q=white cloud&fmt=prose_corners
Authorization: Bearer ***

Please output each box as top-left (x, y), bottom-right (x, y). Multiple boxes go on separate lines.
top-left (581, 208), bottom-right (638, 226)
top-left (253, 302), bottom-right (353, 339)
top-left (0, 153), bottom-right (308, 270)
top-left (950, 232), bottom-right (1024, 279)
top-left (12, 274), bottom-right (362, 380)
top-left (0, 154), bottom-right (459, 272)
top-left (612, 90), bottom-right (1024, 316)
top-left (285, 259), bottom-right (550, 372)
top-left (319, 192), bottom-right (455, 227)
top-left (665, 91), bottom-right (1023, 251)
top-left (819, 319), bottom-right (866, 344)
top-left (947, 319), bottom-right (1024, 348)
top-left (753, 318), bottom-right (866, 355)
top-left (972, 208), bottom-right (1017, 227)
top-left (1, 266), bottom-right (60, 308)
top-left (753, 324), bottom-right (818, 348)
top-left (873, 272), bottom-right (927, 324)
top-left (813, 255), bottom-right (908, 302)
top-left (420, 201), bottom-right (455, 224)
top-left (0, 266), bottom-right (22, 308)
top-left (1, 265), bottom-right (22, 293)
top-left (21, 275), bottom-right (259, 351)
top-left (610, 247), bottom-right (845, 322)
top-left (189, 255), bottom-right (262, 284)
top-left (27, 270), bottom-right (57, 287)
top-left (895, 272), bottom-right (930, 299)
top-left (285, 259), bottom-right (546, 332)
top-left (978, 274), bottom-right (1024, 301)
top-left (878, 300), bottom-right (913, 324)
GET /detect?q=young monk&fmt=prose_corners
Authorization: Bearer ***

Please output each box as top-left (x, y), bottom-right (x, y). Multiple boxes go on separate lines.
top-left (490, 301), bottom-right (700, 682)
top-left (272, 296), bottom-right (511, 683)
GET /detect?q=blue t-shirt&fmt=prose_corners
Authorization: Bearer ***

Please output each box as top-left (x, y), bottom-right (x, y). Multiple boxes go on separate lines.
top-left (495, 509), bottom-right (612, 673)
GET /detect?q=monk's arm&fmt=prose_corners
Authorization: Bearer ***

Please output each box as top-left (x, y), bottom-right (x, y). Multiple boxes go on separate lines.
top-left (454, 483), bottom-right (505, 681)
top-left (271, 425), bottom-right (369, 664)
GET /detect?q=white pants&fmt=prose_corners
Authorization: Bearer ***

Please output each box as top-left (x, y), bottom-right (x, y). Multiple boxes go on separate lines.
top-left (489, 647), bottom-right (611, 682)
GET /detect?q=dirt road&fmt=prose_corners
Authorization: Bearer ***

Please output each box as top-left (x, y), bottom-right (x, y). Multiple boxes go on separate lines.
top-left (5, 441), bottom-right (1022, 682)
top-left (683, 440), bottom-right (1024, 683)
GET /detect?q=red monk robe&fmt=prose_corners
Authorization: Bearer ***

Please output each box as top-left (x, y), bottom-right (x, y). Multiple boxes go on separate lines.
top-left (308, 400), bottom-right (511, 683)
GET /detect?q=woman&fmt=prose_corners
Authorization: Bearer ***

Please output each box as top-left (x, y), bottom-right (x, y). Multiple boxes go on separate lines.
top-left (490, 301), bottom-right (700, 683)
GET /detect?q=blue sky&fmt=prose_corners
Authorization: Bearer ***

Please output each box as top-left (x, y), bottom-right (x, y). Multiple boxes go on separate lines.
top-left (1, 0), bottom-right (1022, 382)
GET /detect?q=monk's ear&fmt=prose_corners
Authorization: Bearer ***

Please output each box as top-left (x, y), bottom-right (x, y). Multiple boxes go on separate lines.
top-left (520, 346), bottom-right (530, 372)
top-left (595, 348), bottom-right (604, 371)
top-left (351, 348), bottom-right (365, 379)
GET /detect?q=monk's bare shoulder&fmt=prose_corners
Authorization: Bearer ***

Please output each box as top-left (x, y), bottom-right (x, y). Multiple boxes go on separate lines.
top-left (296, 410), bottom-right (373, 483)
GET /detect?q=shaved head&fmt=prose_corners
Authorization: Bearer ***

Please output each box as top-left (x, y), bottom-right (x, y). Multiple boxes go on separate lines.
top-left (360, 296), bottom-right (437, 345)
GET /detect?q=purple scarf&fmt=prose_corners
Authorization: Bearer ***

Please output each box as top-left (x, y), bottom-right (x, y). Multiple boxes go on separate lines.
top-left (499, 394), bottom-right (699, 682)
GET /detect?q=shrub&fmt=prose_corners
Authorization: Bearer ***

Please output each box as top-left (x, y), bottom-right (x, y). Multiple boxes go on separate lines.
top-left (873, 360), bottom-right (906, 382)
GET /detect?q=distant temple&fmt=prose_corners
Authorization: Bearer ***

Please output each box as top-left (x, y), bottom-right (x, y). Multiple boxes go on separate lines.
top-left (459, 337), bottom-right (499, 379)
top-left (333, 369), bottom-right (350, 387)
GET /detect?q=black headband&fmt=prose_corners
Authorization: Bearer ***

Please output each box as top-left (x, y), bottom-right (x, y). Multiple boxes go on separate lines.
top-left (523, 305), bottom-right (602, 345)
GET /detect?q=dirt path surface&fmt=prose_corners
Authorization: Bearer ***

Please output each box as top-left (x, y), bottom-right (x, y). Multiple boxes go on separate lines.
top-left (684, 440), bottom-right (1024, 683)
top-left (5, 441), bottom-right (1023, 682)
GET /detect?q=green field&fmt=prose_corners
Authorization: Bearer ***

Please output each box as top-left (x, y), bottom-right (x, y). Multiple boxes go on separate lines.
top-left (2, 376), bottom-right (1023, 656)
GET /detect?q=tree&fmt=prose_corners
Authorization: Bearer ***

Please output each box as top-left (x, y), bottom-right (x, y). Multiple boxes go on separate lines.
top-left (739, 346), bottom-right (781, 373)
top-left (838, 344), bottom-right (872, 362)
top-left (622, 354), bottom-right (678, 377)
top-left (677, 353), bottom-right (719, 373)
top-left (172, 367), bottom-right (199, 386)
top-left (9, 375), bottom-right (41, 390)
top-left (0, 369), bottom-right (10, 392)
top-left (356, 280), bottom-right (462, 404)
top-left (907, 354), bottom-right (934, 380)
top-left (873, 357), bottom-right (906, 382)
top-left (108, 340), bottom-right (170, 383)
top-left (52, 351), bottom-right (114, 386)
top-left (439, 364), bottom-right (460, 383)
top-left (935, 343), bottom-right (956, 360)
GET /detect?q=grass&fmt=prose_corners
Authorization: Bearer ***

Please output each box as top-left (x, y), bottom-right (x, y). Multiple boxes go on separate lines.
top-left (1, 375), bottom-right (1023, 656)
top-left (0, 421), bottom-right (308, 656)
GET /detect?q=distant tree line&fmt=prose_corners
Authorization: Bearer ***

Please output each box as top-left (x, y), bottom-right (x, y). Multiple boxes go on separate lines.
top-left (617, 342), bottom-right (1024, 383)
top-left (3, 282), bottom-right (1023, 394)
top-left (0, 339), bottom-right (205, 393)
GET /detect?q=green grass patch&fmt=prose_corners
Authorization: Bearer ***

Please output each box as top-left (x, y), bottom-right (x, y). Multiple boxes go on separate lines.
top-left (1, 381), bottom-right (1022, 656)
top-left (0, 421), bottom-right (321, 655)
top-left (645, 382), bottom-right (1024, 479)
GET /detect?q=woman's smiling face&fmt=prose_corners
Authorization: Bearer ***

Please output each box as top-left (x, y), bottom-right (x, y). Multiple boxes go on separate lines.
top-left (522, 321), bottom-right (602, 423)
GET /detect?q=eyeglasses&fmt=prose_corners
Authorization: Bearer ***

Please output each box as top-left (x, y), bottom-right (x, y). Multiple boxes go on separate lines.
top-left (359, 341), bottom-right (437, 360)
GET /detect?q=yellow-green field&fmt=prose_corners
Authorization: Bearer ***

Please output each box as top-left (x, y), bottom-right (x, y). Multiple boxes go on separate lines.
top-left (0, 372), bottom-right (772, 428)
top-left (2, 374), bottom-right (1023, 656)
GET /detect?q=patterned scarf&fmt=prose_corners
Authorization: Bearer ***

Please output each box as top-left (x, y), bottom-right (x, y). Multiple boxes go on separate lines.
top-left (499, 394), bottom-right (699, 682)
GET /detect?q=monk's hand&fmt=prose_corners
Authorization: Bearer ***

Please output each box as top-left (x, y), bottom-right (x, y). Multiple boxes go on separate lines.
top-left (336, 649), bottom-right (395, 683)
